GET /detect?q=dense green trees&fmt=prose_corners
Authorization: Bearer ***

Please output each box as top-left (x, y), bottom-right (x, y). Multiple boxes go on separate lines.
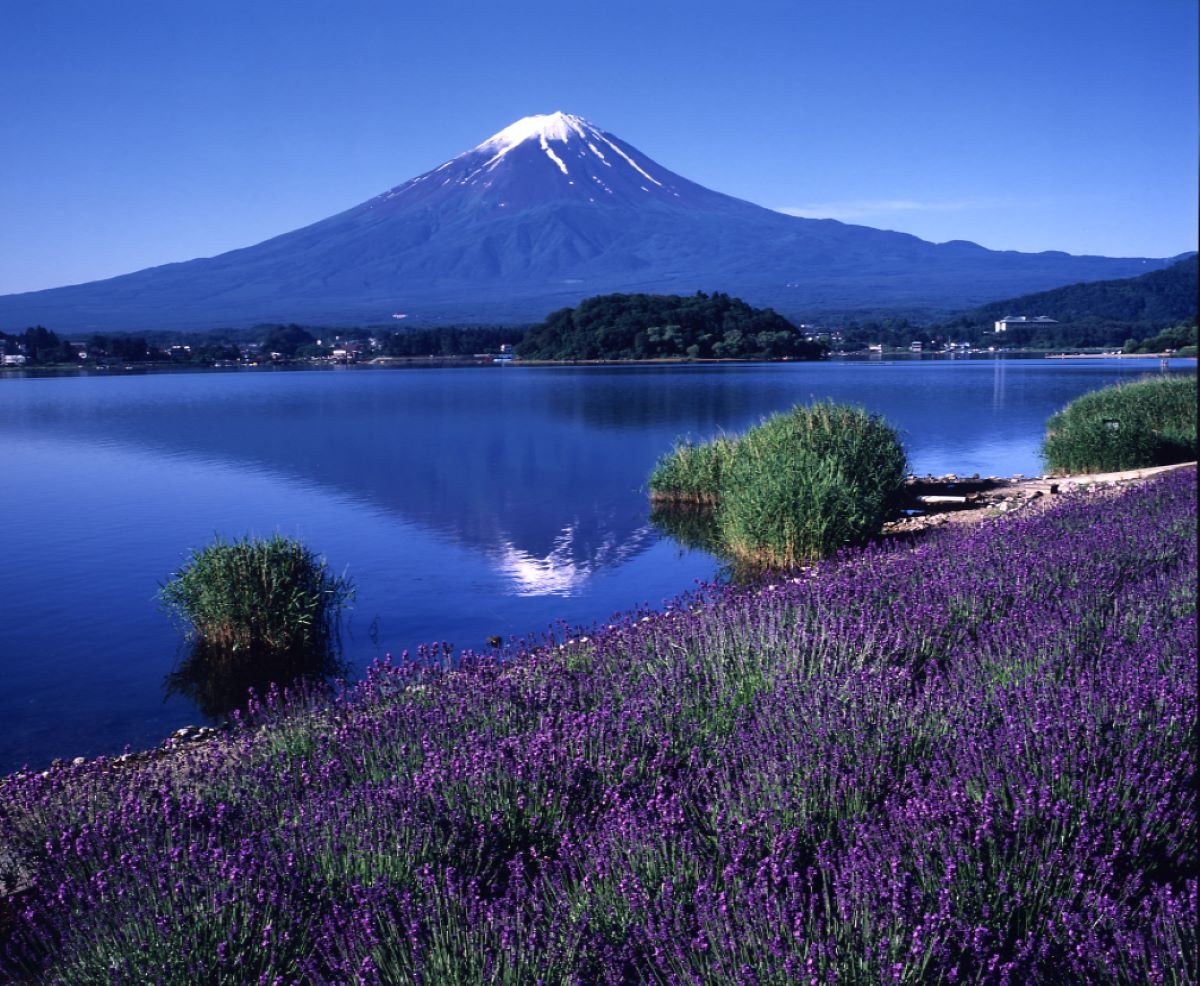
top-left (10, 255), bottom-right (1192, 363)
top-left (86, 334), bottom-right (154, 361)
top-left (0, 326), bottom-right (78, 364)
top-left (1, 327), bottom-right (193, 364)
top-left (1122, 322), bottom-right (1197, 354)
top-left (516, 292), bottom-right (825, 361)
top-left (378, 325), bottom-right (527, 357)
top-left (260, 323), bottom-right (317, 358)
top-left (926, 255), bottom-right (1198, 349)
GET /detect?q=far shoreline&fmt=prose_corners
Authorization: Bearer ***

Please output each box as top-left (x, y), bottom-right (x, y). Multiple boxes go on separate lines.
top-left (2, 349), bottom-right (1195, 379)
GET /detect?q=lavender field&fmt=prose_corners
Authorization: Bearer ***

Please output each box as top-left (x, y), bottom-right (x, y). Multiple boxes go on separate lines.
top-left (2, 468), bottom-right (1196, 984)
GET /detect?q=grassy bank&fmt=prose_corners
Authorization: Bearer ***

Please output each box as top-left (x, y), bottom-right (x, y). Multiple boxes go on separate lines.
top-left (1043, 374), bottom-right (1197, 473)
top-left (2, 469), bottom-right (1195, 983)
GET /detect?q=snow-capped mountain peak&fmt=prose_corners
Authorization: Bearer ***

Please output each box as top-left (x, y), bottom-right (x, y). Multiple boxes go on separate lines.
top-left (370, 111), bottom-right (691, 211)
top-left (446, 111), bottom-right (668, 191)
top-left (0, 110), bottom-right (1173, 333)
top-left (474, 111), bottom-right (593, 158)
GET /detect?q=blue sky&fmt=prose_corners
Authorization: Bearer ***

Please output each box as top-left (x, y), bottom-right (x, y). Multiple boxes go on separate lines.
top-left (1, 0), bottom-right (1195, 295)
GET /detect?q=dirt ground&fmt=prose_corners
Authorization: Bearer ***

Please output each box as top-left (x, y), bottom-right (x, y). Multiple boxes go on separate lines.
top-left (883, 460), bottom-right (1197, 536)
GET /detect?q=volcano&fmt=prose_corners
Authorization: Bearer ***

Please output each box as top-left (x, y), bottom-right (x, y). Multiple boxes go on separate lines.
top-left (0, 112), bottom-right (1179, 330)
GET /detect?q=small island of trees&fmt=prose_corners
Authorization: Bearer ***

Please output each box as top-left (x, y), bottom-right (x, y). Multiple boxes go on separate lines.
top-left (515, 291), bottom-right (826, 361)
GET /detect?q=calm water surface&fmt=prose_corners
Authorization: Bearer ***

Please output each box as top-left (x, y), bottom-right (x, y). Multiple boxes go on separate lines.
top-left (1, 358), bottom-right (1192, 772)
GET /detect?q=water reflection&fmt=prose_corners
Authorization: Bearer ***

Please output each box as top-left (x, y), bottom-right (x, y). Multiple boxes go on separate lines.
top-left (0, 369), bottom-right (671, 582)
top-left (649, 504), bottom-right (722, 557)
top-left (0, 362), bottom-right (1190, 596)
top-left (2, 360), bottom-right (1193, 771)
top-left (491, 520), bottom-right (659, 596)
top-left (164, 640), bottom-right (347, 721)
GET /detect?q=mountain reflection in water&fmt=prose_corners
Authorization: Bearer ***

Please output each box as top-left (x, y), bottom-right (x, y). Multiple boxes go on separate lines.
top-left (1, 359), bottom-right (1191, 772)
top-left (493, 521), bottom-right (659, 596)
top-left (0, 367), bottom-right (684, 578)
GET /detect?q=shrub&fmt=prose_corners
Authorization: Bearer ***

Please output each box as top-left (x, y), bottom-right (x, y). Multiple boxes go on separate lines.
top-left (715, 402), bottom-right (907, 567)
top-left (160, 534), bottom-right (353, 664)
top-left (648, 435), bottom-right (737, 504)
top-left (1042, 375), bottom-right (1197, 473)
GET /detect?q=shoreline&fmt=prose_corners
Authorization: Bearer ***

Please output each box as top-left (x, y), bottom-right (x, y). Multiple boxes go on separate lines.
top-left (2, 463), bottom-right (1190, 964)
top-left (3, 350), bottom-right (1194, 377)
top-left (3, 460), bottom-right (1192, 789)
top-left (883, 460), bottom-right (1197, 535)
top-left (0, 462), bottom-right (1194, 923)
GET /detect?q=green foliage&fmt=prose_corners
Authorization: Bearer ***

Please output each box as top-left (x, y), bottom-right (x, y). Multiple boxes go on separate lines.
top-left (85, 333), bottom-right (154, 362)
top-left (0, 325), bottom-right (82, 365)
top-left (651, 403), bottom-right (907, 569)
top-left (259, 323), bottom-right (317, 358)
top-left (648, 435), bottom-right (737, 504)
top-left (931, 255), bottom-right (1199, 348)
top-left (717, 404), bottom-right (907, 568)
top-left (379, 325), bottom-right (528, 357)
top-left (1042, 375), bottom-right (1198, 473)
top-left (1122, 322), bottom-right (1198, 354)
top-left (516, 291), bottom-right (825, 361)
top-left (160, 534), bottom-right (353, 664)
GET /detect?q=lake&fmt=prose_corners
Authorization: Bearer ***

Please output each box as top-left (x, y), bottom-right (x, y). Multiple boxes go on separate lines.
top-left (1, 357), bottom-right (1192, 773)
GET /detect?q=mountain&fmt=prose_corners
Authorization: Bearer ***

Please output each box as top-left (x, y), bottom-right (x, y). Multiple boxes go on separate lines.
top-left (920, 254), bottom-right (1198, 349)
top-left (0, 112), bottom-right (1182, 331)
top-left (952, 254), bottom-right (1198, 327)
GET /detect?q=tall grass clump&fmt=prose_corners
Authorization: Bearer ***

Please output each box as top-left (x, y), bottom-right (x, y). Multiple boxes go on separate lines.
top-left (159, 534), bottom-right (353, 665)
top-left (652, 402), bottom-right (907, 568)
top-left (718, 403), bottom-right (906, 567)
top-left (1043, 374), bottom-right (1197, 473)
top-left (647, 434), bottom-right (737, 504)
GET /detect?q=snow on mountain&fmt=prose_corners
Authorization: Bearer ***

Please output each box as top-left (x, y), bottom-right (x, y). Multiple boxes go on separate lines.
top-left (370, 111), bottom-right (701, 213)
top-left (0, 112), bottom-right (1179, 331)
top-left (443, 111), bottom-right (665, 190)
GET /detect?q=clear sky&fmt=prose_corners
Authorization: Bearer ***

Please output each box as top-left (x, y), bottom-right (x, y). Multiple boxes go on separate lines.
top-left (1, 0), bottom-right (1196, 295)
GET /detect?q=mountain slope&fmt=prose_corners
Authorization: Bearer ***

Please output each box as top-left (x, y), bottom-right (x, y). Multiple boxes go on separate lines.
top-left (0, 112), bottom-right (1180, 331)
top-left (958, 254), bottom-right (1198, 325)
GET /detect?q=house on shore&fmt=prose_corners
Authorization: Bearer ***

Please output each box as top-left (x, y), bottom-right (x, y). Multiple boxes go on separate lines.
top-left (994, 315), bottom-right (1058, 334)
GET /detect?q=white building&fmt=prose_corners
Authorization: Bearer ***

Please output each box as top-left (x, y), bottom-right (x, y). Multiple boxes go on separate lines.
top-left (994, 315), bottom-right (1058, 334)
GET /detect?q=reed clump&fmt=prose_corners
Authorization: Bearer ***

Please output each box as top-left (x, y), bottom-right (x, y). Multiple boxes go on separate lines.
top-left (651, 402), bottom-right (907, 568)
top-left (648, 434), bottom-right (737, 504)
top-left (160, 534), bottom-right (353, 665)
top-left (1042, 375), bottom-right (1197, 474)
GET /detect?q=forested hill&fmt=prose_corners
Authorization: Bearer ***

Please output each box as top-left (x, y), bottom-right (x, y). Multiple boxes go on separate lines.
top-left (938, 255), bottom-right (1196, 341)
top-left (515, 292), bottom-right (825, 361)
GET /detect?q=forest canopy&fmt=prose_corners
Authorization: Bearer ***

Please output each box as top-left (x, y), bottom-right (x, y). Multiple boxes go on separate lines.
top-left (515, 292), bottom-right (825, 361)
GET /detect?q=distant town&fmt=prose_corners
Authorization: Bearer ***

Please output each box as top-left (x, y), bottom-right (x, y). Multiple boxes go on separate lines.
top-left (2, 316), bottom-right (1194, 371)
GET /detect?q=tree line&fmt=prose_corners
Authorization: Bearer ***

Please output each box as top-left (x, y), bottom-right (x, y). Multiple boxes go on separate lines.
top-left (14, 258), bottom-right (1190, 363)
top-left (0, 326), bottom-right (243, 366)
top-left (918, 255), bottom-right (1197, 349)
top-left (516, 291), bottom-right (825, 361)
